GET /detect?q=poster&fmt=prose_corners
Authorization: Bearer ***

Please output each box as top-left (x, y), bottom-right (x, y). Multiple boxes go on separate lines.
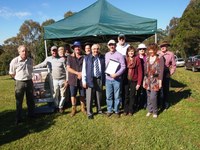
top-left (32, 68), bottom-right (54, 103)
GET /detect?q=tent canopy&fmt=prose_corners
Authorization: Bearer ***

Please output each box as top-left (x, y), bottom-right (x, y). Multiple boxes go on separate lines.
top-left (44, 0), bottom-right (157, 43)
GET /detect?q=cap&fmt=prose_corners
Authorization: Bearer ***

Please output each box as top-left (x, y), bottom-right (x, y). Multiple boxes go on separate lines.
top-left (107, 39), bottom-right (116, 45)
top-left (72, 41), bottom-right (81, 49)
top-left (51, 46), bottom-right (57, 51)
top-left (118, 34), bottom-right (125, 39)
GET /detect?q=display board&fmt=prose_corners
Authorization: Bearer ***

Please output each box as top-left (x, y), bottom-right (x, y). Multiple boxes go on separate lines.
top-left (32, 68), bottom-right (54, 103)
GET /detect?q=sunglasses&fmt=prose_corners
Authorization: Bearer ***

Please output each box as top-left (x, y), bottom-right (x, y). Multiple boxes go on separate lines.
top-left (138, 48), bottom-right (146, 50)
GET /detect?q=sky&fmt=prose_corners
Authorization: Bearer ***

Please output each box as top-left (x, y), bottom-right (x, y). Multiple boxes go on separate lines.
top-left (0, 0), bottom-right (190, 45)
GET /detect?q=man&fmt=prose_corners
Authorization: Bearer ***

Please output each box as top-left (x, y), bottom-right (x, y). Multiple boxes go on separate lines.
top-left (67, 41), bottom-right (86, 117)
top-left (105, 39), bottom-right (126, 117)
top-left (34, 46), bottom-right (68, 112)
top-left (116, 34), bottom-right (130, 109)
top-left (9, 45), bottom-right (35, 125)
top-left (82, 44), bottom-right (105, 119)
top-left (84, 42), bottom-right (92, 55)
top-left (116, 34), bottom-right (130, 56)
top-left (157, 41), bottom-right (176, 110)
top-left (64, 44), bottom-right (72, 57)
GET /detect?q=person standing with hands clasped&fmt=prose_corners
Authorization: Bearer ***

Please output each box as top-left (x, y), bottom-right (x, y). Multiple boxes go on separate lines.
top-left (105, 39), bottom-right (126, 118)
top-left (143, 43), bottom-right (164, 118)
top-left (9, 45), bottom-right (35, 125)
top-left (82, 44), bottom-right (105, 119)
top-left (124, 46), bottom-right (142, 116)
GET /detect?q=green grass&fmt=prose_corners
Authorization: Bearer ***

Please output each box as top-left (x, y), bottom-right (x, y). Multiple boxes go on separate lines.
top-left (0, 68), bottom-right (200, 150)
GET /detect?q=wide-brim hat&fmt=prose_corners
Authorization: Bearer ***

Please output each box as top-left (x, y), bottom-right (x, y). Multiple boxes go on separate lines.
top-left (160, 41), bottom-right (170, 47)
top-left (83, 42), bottom-right (92, 49)
top-left (71, 41), bottom-right (82, 49)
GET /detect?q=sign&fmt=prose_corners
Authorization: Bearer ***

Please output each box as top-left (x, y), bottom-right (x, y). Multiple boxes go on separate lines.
top-left (32, 68), bottom-right (54, 103)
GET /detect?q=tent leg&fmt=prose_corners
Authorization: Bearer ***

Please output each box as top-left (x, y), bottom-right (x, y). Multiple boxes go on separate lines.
top-left (155, 33), bottom-right (157, 44)
top-left (44, 40), bottom-right (48, 58)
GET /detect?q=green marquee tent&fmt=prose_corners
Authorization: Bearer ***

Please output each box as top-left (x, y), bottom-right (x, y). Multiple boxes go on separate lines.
top-left (44, 0), bottom-right (157, 43)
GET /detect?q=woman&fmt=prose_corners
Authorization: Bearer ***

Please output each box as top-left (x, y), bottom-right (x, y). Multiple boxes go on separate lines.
top-left (124, 46), bottom-right (142, 116)
top-left (143, 43), bottom-right (164, 118)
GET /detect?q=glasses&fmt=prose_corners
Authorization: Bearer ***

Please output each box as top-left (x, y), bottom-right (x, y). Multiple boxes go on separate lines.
top-left (138, 48), bottom-right (146, 50)
top-left (108, 44), bottom-right (115, 46)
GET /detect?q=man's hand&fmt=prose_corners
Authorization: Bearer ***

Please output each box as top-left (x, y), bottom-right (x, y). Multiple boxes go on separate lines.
top-left (77, 72), bottom-right (82, 79)
top-left (82, 83), bottom-right (88, 89)
top-left (158, 80), bottom-right (162, 89)
top-left (110, 73), bottom-right (117, 79)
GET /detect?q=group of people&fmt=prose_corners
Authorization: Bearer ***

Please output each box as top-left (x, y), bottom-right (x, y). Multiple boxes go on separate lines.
top-left (9, 34), bottom-right (176, 124)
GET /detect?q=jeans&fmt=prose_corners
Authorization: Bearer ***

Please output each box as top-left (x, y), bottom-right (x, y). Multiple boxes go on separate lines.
top-left (106, 79), bottom-right (121, 113)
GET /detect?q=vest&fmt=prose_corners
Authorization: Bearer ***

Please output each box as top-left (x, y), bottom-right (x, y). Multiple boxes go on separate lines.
top-left (84, 54), bottom-right (105, 88)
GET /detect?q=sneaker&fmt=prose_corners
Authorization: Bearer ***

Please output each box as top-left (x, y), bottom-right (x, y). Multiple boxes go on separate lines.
top-left (153, 114), bottom-right (158, 118)
top-left (146, 112), bottom-right (152, 117)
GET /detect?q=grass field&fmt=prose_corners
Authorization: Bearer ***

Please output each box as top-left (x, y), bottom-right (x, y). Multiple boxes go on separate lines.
top-left (0, 68), bottom-right (200, 150)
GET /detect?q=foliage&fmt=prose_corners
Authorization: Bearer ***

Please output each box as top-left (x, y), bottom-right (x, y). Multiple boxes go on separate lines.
top-left (64, 11), bottom-right (75, 18)
top-left (171, 0), bottom-right (200, 57)
top-left (0, 68), bottom-right (200, 149)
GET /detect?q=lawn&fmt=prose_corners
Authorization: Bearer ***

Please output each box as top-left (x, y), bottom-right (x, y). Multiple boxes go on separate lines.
top-left (0, 68), bottom-right (199, 150)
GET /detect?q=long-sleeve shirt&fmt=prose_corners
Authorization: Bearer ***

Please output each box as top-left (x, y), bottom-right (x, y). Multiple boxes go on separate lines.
top-left (34, 56), bottom-right (67, 80)
top-left (105, 50), bottom-right (126, 80)
top-left (157, 50), bottom-right (176, 75)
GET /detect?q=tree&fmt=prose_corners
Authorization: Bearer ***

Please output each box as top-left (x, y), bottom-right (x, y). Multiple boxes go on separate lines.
top-left (64, 11), bottom-right (75, 18)
top-left (171, 0), bottom-right (200, 57)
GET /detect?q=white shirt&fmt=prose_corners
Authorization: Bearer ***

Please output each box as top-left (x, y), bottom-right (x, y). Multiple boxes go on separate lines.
top-left (116, 43), bottom-right (130, 56)
top-left (9, 56), bottom-right (33, 81)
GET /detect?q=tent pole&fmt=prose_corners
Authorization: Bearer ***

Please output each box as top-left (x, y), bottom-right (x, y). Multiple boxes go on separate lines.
top-left (44, 40), bottom-right (48, 58)
top-left (155, 32), bottom-right (157, 44)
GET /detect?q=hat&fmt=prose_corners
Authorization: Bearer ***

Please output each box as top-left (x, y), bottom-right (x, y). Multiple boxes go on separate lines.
top-left (160, 41), bottom-right (170, 47)
top-left (72, 41), bottom-right (81, 49)
top-left (137, 43), bottom-right (147, 50)
top-left (118, 34), bottom-right (125, 39)
top-left (51, 46), bottom-right (57, 51)
top-left (107, 39), bottom-right (116, 45)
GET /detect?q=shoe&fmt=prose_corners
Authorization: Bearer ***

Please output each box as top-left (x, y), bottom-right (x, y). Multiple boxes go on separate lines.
top-left (107, 112), bottom-right (112, 117)
top-left (128, 113), bottom-right (133, 116)
top-left (15, 119), bottom-right (23, 125)
top-left (98, 110), bottom-right (103, 114)
top-left (81, 103), bottom-right (87, 115)
top-left (153, 114), bottom-right (158, 118)
top-left (88, 115), bottom-right (94, 119)
top-left (146, 112), bottom-right (152, 117)
top-left (71, 106), bottom-right (77, 117)
top-left (59, 108), bottom-right (64, 113)
top-left (123, 112), bottom-right (128, 116)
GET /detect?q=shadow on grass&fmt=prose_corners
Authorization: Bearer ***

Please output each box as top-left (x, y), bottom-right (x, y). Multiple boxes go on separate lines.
top-left (0, 109), bottom-right (57, 146)
top-left (160, 78), bottom-right (191, 112)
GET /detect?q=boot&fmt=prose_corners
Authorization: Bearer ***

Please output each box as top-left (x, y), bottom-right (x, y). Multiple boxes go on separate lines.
top-left (81, 103), bottom-right (87, 115)
top-left (70, 105), bottom-right (76, 117)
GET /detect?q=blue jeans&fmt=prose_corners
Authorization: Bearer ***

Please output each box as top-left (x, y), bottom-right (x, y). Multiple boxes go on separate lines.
top-left (106, 79), bottom-right (121, 113)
